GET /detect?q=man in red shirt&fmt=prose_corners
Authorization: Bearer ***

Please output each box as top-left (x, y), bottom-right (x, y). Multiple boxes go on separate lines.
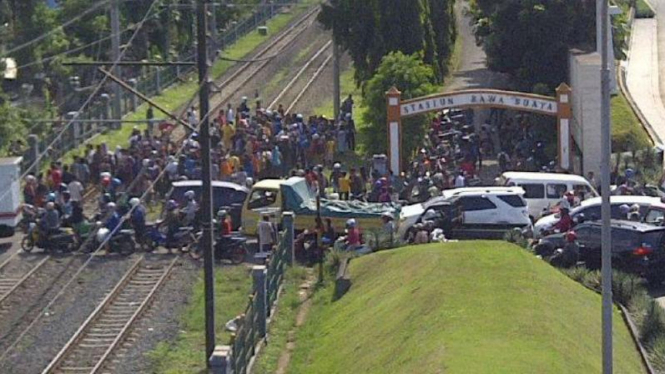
top-left (48, 162), bottom-right (62, 190)
top-left (553, 207), bottom-right (573, 233)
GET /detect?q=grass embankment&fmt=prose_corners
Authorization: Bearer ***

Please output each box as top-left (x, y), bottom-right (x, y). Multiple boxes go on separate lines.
top-left (148, 266), bottom-right (252, 373)
top-left (612, 91), bottom-right (653, 153)
top-left (288, 242), bottom-right (646, 374)
top-left (60, 0), bottom-right (320, 166)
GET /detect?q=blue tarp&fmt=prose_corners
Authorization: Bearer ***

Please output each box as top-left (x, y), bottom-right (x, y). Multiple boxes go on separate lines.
top-left (280, 177), bottom-right (401, 219)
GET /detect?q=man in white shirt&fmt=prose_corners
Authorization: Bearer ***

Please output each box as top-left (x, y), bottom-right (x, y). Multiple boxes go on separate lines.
top-left (257, 214), bottom-right (275, 253)
top-left (68, 178), bottom-right (84, 202)
top-left (226, 103), bottom-right (235, 124)
top-left (454, 171), bottom-right (466, 188)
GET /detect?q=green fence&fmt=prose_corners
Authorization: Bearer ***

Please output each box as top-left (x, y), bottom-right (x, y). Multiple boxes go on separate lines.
top-left (223, 213), bottom-right (294, 374)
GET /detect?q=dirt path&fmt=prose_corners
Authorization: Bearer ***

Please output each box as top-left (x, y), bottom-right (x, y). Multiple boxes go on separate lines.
top-left (275, 273), bottom-right (316, 374)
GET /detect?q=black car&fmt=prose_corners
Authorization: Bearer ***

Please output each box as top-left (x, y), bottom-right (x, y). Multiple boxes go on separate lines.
top-left (538, 220), bottom-right (665, 282)
top-left (167, 180), bottom-right (249, 230)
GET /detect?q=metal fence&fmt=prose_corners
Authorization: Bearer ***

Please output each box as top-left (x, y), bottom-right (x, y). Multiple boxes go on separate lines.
top-left (22, 0), bottom-right (300, 172)
top-left (213, 213), bottom-right (294, 374)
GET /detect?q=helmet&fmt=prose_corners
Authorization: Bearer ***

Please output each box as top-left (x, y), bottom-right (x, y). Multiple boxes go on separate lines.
top-left (129, 198), bottom-right (141, 207)
top-left (625, 168), bottom-right (635, 179)
top-left (296, 113), bottom-right (303, 120)
top-left (217, 210), bottom-right (228, 218)
top-left (184, 190), bottom-right (195, 200)
top-left (47, 192), bottom-right (57, 202)
top-left (631, 204), bottom-right (640, 212)
top-left (112, 178), bottom-right (122, 187)
top-left (241, 96), bottom-right (248, 102)
top-left (46, 202), bottom-right (55, 211)
top-left (333, 163), bottom-right (341, 169)
top-left (25, 175), bottom-right (36, 183)
top-left (566, 231), bottom-right (577, 242)
top-left (166, 199), bottom-right (178, 211)
top-left (106, 202), bottom-right (116, 211)
top-left (59, 183), bottom-right (68, 192)
top-left (346, 218), bottom-right (356, 228)
top-left (100, 172), bottom-right (112, 179)
top-left (142, 158), bottom-right (150, 167)
top-left (382, 211), bottom-right (393, 220)
top-left (620, 204), bottom-right (631, 214)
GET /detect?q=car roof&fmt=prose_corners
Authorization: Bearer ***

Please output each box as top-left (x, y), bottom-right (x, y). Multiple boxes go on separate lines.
top-left (440, 187), bottom-right (525, 199)
top-left (251, 178), bottom-right (296, 190)
top-left (582, 220), bottom-right (665, 232)
top-left (172, 180), bottom-right (249, 192)
top-left (501, 172), bottom-right (589, 183)
top-left (578, 195), bottom-right (660, 208)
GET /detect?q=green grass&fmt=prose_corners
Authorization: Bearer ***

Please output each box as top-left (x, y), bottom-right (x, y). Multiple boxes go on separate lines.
top-left (636, 0), bottom-right (656, 18)
top-left (59, 0), bottom-right (321, 166)
top-left (148, 266), bottom-right (253, 374)
top-left (264, 67), bottom-right (291, 96)
top-left (252, 266), bottom-right (310, 374)
top-left (611, 91), bottom-right (653, 153)
top-left (288, 242), bottom-right (646, 374)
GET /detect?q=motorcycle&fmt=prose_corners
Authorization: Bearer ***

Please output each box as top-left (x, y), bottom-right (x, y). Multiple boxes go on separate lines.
top-left (18, 204), bottom-right (40, 234)
top-left (189, 232), bottom-right (247, 264)
top-left (145, 223), bottom-right (197, 253)
top-left (94, 223), bottom-right (136, 255)
top-left (21, 222), bottom-right (78, 253)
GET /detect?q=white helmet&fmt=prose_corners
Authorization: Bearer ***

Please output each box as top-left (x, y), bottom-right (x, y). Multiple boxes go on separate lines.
top-left (129, 198), bottom-right (141, 207)
top-left (333, 163), bottom-right (341, 169)
top-left (185, 190), bottom-right (196, 199)
top-left (106, 202), bottom-right (116, 210)
top-left (346, 218), bottom-right (356, 228)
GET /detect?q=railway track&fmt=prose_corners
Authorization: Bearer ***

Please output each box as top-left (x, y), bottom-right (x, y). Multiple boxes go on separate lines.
top-left (42, 256), bottom-right (177, 374)
top-left (0, 255), bottom-right (49, 305)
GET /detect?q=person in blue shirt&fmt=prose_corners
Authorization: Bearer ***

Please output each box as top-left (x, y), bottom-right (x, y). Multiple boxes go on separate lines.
top-left (104, 202), bottom-right (122, 235)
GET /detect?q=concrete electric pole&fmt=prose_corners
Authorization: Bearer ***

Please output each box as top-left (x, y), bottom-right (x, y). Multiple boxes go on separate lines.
top-left (599, 0), bottom-right (613, 372)
top-left (110, 0), bottom-right (123, 129)
top-left (196, 0), bottom-right (216, 367)
top-left (333, 36), bottom-right (340, 121)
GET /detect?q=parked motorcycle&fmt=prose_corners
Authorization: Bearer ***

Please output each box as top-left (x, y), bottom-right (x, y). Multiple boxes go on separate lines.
top-left (21, 222), bottom-right (78, 253)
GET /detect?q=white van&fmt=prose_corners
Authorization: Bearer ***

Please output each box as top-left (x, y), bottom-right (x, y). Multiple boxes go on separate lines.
top-left (497, 172), bottom-right (598, 221)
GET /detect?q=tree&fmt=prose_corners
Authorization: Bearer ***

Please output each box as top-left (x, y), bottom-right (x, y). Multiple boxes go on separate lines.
top-left (319, 0), bottom-right (455, 85)
top-left (361, 52), bottom-right (436, 167)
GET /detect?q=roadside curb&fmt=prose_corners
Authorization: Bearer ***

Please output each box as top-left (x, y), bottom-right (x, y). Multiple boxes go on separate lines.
top-left (619, 303), bottom-right (657, 374)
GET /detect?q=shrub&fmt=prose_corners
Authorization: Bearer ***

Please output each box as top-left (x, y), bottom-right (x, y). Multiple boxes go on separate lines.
top-left (324, 247), bottom-right (354, 275)
top-left (612, 270), bottom-right (643, 307)
top-left (581, 270), bottom-right (602, 291)
top-left (561, 266), bottom-right (590, 283)
top-left (641, 300), bottom-right (665, 345)
top-left (635, 0), bottom-right (656, 18)
top-left (648, 335), bottom-right (665, 371)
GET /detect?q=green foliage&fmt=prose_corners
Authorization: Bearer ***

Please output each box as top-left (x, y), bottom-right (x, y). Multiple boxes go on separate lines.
top-left (635, 0), bottom-right (656, 18)
top-left (361, 52), bottom-right (436, 168)
top-left (611, 92), bottom-right (653, 152)
top-left (472, 0), bottom-right (625, 91)
top-left (318, 0), bottom-right (455, 83)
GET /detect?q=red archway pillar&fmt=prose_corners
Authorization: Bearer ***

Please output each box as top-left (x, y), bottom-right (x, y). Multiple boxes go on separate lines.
top-left (386, 86), bottom-right (402, 174)
top-left (556, 83), bottom-right (573, 171)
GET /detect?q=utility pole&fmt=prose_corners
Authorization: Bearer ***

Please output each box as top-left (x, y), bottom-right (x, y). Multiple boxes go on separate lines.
top-left (110, 0), bottom-right (123, 129)
top-left (599, 0), bottom-right (613, 372)
top-left (333, 36), bottom-right (341, 121)
top-left (196, 0), bottom-right (216, 367)
top-left (209, 2), bottom-right (218, 55)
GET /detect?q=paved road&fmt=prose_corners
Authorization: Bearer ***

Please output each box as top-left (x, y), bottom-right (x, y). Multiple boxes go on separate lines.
top-left (446, 1), bottom-right (509, 92)
top-left (625, 18), bottom-right (665, 144)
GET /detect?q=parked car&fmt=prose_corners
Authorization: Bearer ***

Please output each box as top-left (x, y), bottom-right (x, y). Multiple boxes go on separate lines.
top-left (533, 195), bottom-right (661, 238)
top-left (537, 220), bottom-right (665, 283)
top-left (434, 187), bottom-right (532, 239)
top-left (167, 180), bottom-right (249, 230)
top-left (496, 172), bottom-right (598, 221)
top-left (398, 197), bottom-right (464, 240)
top-left (644, 200), bottom-right (665, 226)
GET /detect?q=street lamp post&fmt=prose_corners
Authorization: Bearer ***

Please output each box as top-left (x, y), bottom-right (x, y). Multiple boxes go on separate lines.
top-left (598, 0), bottom-right (613, 372)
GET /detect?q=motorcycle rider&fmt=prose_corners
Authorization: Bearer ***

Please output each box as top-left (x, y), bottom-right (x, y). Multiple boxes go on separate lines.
top-left (549, 231), bottom-right (580, 268)
top-left (182, 190), bottom-right (199, 227)
top-left (214, 210), bottom-right (233, 259)
top-left (553, 207), bottom-right (573, 233)
top-left (129, 198), bottom-right (147, 241)
top-left (162, 200), bottom-right (181, 244)
top-left (42, 202), bottom-right (61, 238)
